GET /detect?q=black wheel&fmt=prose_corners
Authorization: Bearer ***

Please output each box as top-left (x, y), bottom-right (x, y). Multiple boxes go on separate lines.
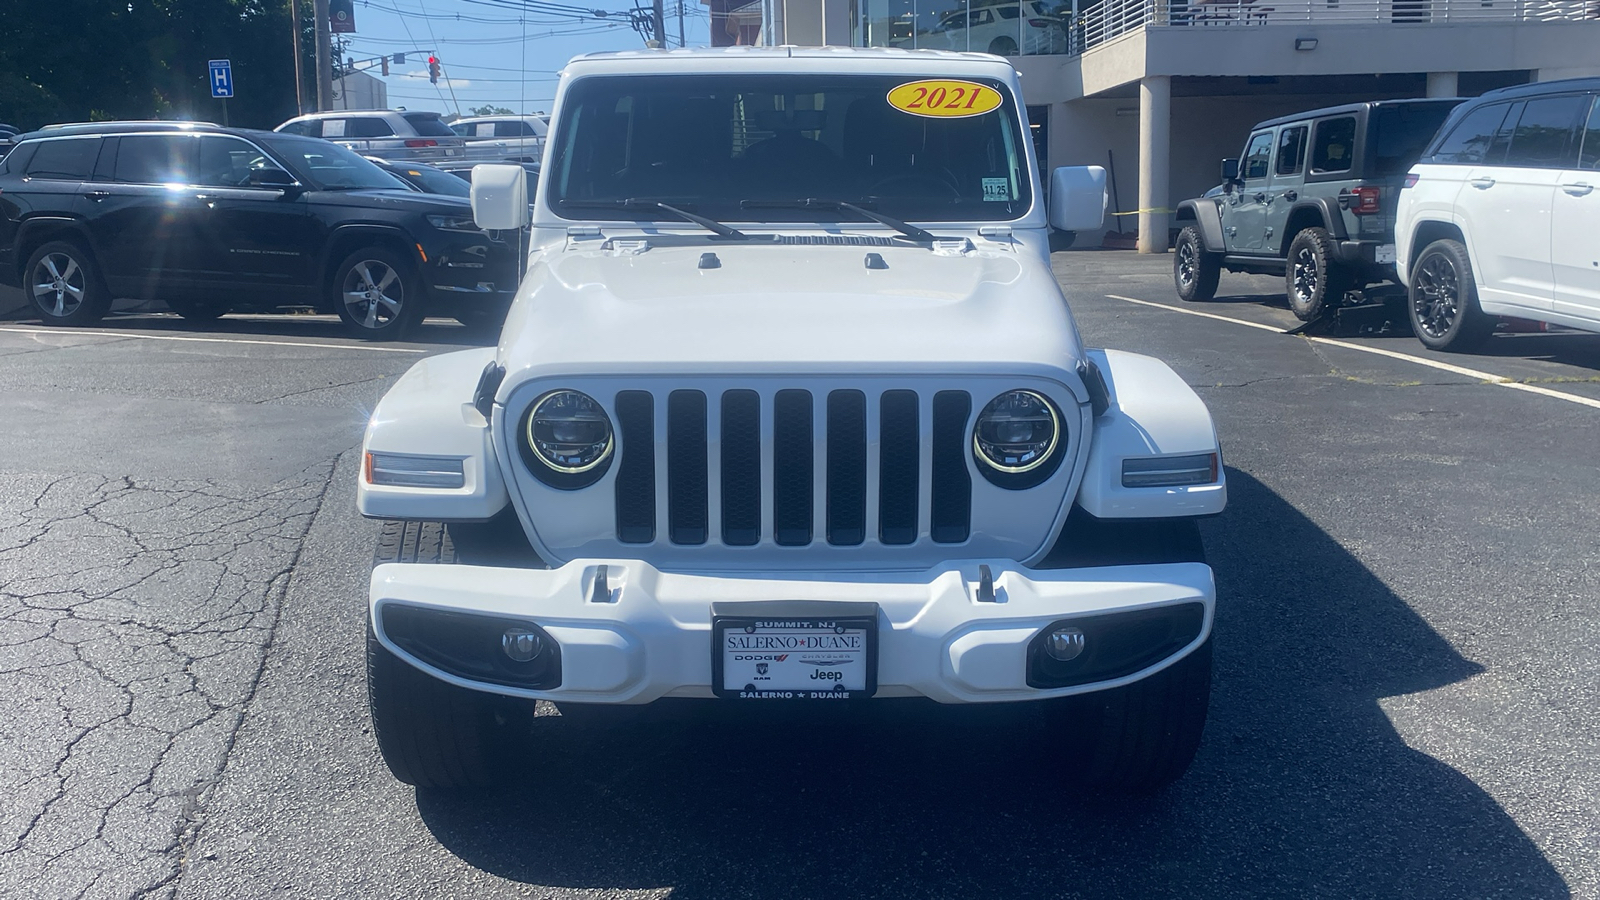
top-left (366, 520), bottom-right (534, 788)
top-left (26, 240), bottom-right (111, 327)
top-left (332, 247), bottom-right (424, 341)
top-left (165, 298), bottom-right (230, 322)
top-left (1409, 239), bottom-right (1493, 352)
top-left (1173, 225), bottom-right (1221, 303)
top-left (1076, 637), bottom-right (1212, 795)
top-left (1284, 227), bottom-right (1349, 321)
top-left (988, 36), bottom-right (1019, 55)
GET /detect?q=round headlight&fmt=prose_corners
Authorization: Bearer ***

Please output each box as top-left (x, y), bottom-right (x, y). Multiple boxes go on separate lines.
top-left (973, 389), bottom-right (1060, 474)
top-left (526, 390), bottom-right (613, 473)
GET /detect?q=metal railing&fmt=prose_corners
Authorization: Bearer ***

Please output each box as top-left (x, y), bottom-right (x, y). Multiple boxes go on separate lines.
top-left (1076, 0), bottom-right (1598, 53)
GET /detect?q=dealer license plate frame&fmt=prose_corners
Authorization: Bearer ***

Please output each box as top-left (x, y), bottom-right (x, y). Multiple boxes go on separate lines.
top-left (710, 600), bottom-right (879, 700)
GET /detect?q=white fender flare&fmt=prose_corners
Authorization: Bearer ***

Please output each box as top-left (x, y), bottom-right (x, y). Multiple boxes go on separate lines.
top-left (1075, 349), bottom-right (1226, 518)
top-left (358, 348), bottom-right (510, 521)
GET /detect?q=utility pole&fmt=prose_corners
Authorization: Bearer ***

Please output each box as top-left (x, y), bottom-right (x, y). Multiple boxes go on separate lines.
top-left (676, 0), bottom-right (685, 47)
top-left (313, 0), bottom-right (333, 111)
top-left (289, 0), bottom-right (305, 114)
top-left (652, 0), bottom-right (666, 46)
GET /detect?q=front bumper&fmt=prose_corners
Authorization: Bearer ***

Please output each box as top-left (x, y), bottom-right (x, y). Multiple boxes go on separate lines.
top-left (370, 559), bottom-right (1215, 705)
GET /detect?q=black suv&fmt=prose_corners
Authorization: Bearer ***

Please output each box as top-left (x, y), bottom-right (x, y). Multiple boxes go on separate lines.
top-left (0, 122), bottom-right (518, 339)
top-left (1173, 98), bottom-right (1463, 320)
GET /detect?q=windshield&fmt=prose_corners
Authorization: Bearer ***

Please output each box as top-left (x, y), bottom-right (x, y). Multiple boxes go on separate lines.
top-left (394, 164), bottom-right (471, 197)
top-left (262, 135), bottom-right (410, 190)
top-left (549, 73), bottom-right (1032, 223)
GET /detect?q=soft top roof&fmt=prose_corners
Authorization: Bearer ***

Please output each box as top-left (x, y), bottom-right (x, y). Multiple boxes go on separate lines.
top-left (1250, 98), bottom-right (1465, 132)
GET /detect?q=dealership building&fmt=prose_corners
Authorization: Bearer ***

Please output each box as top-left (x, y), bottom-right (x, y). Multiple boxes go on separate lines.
top-left (704, 0), bottom-right (1600, 249)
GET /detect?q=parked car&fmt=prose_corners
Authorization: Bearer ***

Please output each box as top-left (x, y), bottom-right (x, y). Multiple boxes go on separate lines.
top-left (1396, 78), bottom-right (1600, 351)
top-left (448, 115), bottom-right (547, 162)
top-left (895, 1), bottom-right (1068, 55)
top-left (0, 124), bottom-right (19, 159)
top-left (1174, 98), bottom-right (1464, 319)
top-left (0, 122), bottom-right (515, 339)
top-left (274, 110), bottom-right (466, 164)
top-left (367, 157), bottom-right (471, 198)
top-left (356, 48), bottom-right (1229, 796)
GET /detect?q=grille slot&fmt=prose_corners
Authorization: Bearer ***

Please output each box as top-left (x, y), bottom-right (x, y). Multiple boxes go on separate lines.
top-left (613, 390), bottom-right (655, 544)
top-left (878, 390), bottom-right (919, 545)
top-left (772, 389), bottom-right (814, 546)
top-left (930, 390), bottom-right (973, 544)
top-left (720, 390), bottom-right (761, 546)
top-left (826, 390), bottom-right (867, 546)
top-left (666, 390), bottom-right (708, 545)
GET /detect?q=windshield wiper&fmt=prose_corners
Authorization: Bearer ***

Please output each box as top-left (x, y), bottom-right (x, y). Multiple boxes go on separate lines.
top-left (741, 198), bottom-right (938, 244)
top-left (558, 199), bottom-right (749, 240)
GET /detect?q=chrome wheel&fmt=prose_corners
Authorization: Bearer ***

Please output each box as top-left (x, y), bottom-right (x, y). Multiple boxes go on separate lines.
top-left (32, 252), bottom-right (86, 318)
top-left (1290, 246), bottom-right (1319, 304)
top-left (342, 260), bottom-right (404, 330)
top-left (1413, 253), bottom-right (1460, 339)
top-left (1176, 238), bottom-right (1197, 288)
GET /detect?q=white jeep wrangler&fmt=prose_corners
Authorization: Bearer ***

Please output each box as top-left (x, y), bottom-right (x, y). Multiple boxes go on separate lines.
top-left (359, 48), bottom-right (1226, 793)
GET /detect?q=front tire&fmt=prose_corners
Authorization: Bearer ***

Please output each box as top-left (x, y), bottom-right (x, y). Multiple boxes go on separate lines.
top-left (1079, 637), bottom-right (1212, 795)
top-left (26, 240), bottom-right (111, 327)
top-left (1173, 225), bottom-right (1221, 302)
top-left (1408, 239), bottom-right (1493, 352)
top-left (332, 247), bottom-right (424, 341)
top-left (366, 520), bottom-right (531, 788)
top-left (1284, 227), bottom-right (1349, 321)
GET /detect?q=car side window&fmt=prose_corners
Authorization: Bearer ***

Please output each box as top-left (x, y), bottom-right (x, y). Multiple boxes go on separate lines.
top-left (1242, 131), bottom-right (1274, 181)
top-left (1276, 125), bottom-right (1307, 176)
top-left (1431, 102), bottom-right (1511, 164)
top-left (347, 118), bottom-right (395, 138)
top-left (25, 139), bottom-right (101, 180)
top-left (196, 136), bottom-right (274, 187)
top-left (1310, 116), bottom-right (1356, 174)
top-left (1579, 96), bottom-right (1600, 170)
top-left (112, 135), bottom-right (194, 184)
top-left (450, 123), bottom-right (471, 137)
top-left (321, 119), bottom-right (347, 138)
top-left (494, 121), bottom-right (527, 137)
top-left (476, 123), bottom-right (496, 138)
top-left (278, 120), bottom-right (320, 137)
top-left (1502, 95), bottom-right (1587, 168)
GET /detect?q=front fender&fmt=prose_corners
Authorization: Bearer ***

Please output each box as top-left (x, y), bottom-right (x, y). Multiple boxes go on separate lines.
top-left (1074, 349), bottom-right (1226, 518)
top-left (1175, 199), bottom-right (1225, 252)
top-left (358, 347), bottom-right (510, 521)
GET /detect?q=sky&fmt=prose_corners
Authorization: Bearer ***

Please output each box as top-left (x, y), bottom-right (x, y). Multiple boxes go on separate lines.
top-left (339, 0), bottom-right (717, 115)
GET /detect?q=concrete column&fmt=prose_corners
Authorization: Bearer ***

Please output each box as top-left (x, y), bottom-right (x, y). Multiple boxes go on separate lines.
top-left (1426, 72), bottom-right (1459, 98)
top-left (1138, 75), bottom-right (1171, 255)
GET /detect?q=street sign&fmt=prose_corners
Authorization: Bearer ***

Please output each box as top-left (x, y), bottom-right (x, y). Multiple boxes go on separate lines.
top-left (208, 59), bottom-right (234, 99)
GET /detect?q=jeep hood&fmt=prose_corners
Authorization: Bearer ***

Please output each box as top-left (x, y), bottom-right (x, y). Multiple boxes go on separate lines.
top-left (496, 240), bottom-right (1085, 384)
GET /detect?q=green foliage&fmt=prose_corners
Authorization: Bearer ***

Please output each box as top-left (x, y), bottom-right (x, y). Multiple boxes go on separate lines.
top-left (468, 105), bottom-right (518, 117)
top-left (0, 0), bottom-right (304, 131)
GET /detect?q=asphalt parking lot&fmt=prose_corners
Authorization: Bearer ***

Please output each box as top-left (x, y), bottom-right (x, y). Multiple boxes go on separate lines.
top-left (2, 254), bottom-right (1597, 899)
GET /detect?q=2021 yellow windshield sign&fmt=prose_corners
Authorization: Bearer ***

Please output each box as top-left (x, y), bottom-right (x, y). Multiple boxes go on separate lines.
top-left (887, 80), bottom-right (1003, 118)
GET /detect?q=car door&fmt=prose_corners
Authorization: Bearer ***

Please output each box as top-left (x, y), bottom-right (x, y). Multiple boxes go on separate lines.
top-left (189, 134), bottom-right (314, 297)
top-left (1223, 130), bottom-right (1276, 253)
top-left (1264, 123), bottom-right (1308, 250)
top-left (80, 133), bottom-right (207, 294)
top-left (1458, 95), bottom-right (1586, 313)
top-left (1551, 94), bottom-right (1600, 322)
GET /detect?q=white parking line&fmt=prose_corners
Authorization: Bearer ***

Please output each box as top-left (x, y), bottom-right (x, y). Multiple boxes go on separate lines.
top-left (0, 326), bottom-right (429, 354)
top-left (1104, 294), bottom-right (1600, 411)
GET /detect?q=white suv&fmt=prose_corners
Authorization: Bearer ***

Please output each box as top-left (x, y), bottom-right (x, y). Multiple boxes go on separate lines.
top-left (449, 115), bottom-right (547, 163)
top-left (274, 110), bottom-right (467, 164)
top-left (1396, 78), bottom-right (1600, 351)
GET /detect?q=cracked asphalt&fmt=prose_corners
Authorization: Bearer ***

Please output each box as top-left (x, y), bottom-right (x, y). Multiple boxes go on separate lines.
top-left (1, 257), bottom-right (1598, 900)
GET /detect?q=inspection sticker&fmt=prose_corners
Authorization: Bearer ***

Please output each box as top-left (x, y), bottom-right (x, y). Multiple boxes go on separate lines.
top-left (982, 178), bottom-right (1011, 201)
top-left (886, 80), bottom-right (1003, 118)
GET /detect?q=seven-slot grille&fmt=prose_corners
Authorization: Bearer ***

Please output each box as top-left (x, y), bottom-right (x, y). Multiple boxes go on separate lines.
top-left (611, 388), bottom-right (972, 548)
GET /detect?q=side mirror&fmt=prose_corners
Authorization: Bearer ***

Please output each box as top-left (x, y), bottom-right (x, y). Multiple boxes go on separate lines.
top-left (248, 167), bottom-right (296, 188)
top-left (470, 164), bottom-right (531, 230)
top-left (1048, 165), bottom-right (1108, 233)
top-left (1220, 157), bottom-right (1240, 182)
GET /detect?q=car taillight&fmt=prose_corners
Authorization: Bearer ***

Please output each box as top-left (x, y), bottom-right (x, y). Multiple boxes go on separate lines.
top-left (404, 139), bottom-right (438, 148)
top-left (1403, 173), bottom-right (1419, 189)
top-left (1352, 185), bottom-right (1381, 215)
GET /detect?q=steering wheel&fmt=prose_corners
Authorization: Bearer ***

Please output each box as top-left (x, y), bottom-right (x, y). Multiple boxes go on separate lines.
top-left (866, 172), bottom-right (962, 201)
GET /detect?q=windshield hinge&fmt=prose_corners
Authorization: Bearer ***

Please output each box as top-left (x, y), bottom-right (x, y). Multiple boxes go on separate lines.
top-left (977, 225), bottom-right (1013, 239)
top-left (930, 238), bottom-right (973, 256)
top-left (604, 238), bottom-right (651, 256)
top-left (566, 225), bottom-right (603, 238)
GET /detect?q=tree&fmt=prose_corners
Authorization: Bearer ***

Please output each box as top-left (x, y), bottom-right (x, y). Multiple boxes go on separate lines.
top-left (468, 105), bottom-right (517, 117)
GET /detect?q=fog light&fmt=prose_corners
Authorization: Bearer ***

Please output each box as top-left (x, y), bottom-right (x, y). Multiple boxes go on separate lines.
top-left (1045, 626), bottom-right (1086, 662)
top-left (502, 628), bottom-right (544, 662)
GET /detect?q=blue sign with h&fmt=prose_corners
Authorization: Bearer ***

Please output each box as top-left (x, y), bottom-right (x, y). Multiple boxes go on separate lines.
top-left (208, 59), bottom-right (234, 99)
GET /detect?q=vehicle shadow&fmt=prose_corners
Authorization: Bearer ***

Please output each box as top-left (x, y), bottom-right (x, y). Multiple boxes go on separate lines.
top-left (413, 469), bottom-right (1568, 899)
top-left (1, 309), bottom-right (491, 347)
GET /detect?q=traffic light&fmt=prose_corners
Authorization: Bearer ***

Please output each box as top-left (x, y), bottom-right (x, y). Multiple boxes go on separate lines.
top-left (428, 56), bottom-right (440, 85)
top-left (381, 56), bottom-right (389, 76)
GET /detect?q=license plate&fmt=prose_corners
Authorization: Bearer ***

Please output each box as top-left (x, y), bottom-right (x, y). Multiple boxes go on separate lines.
top-left (712, 608), bottom-right (877, 700)
top-left (1376, 244), bottom-right (1396, 264)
